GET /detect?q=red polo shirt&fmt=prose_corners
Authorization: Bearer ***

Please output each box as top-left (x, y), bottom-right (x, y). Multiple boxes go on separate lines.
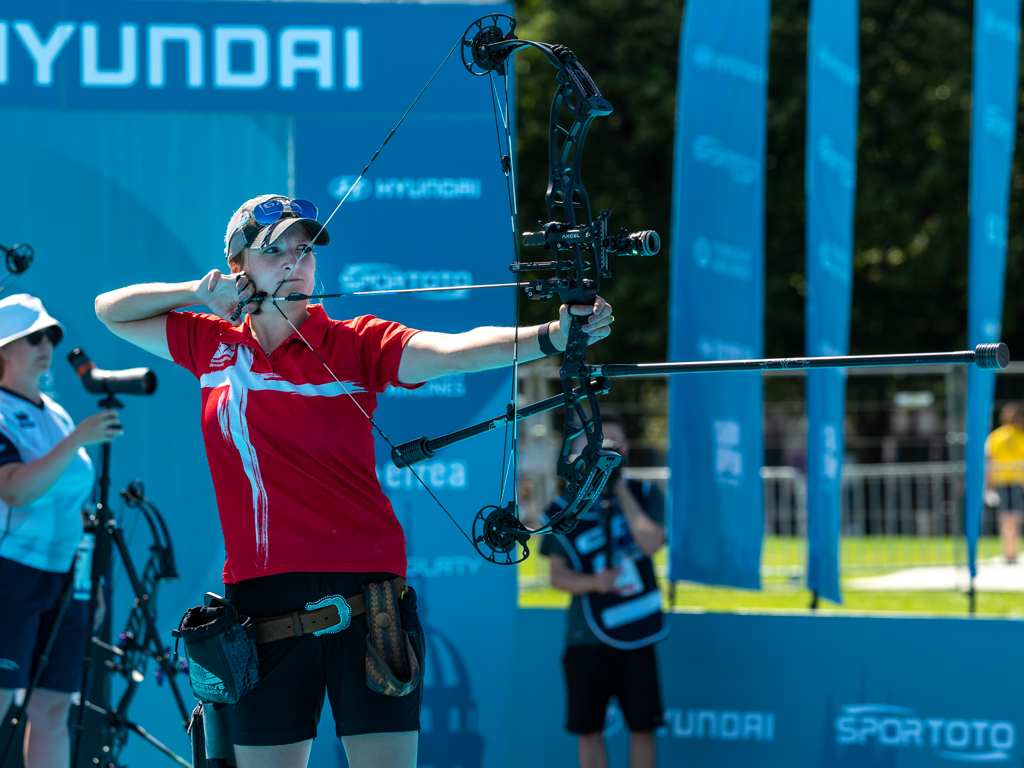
top-left (167, 306), bottom-right (421, 583)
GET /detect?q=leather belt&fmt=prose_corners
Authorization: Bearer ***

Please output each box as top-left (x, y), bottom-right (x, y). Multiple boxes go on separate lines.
top-left (251, 577), bottom-right (406, 645)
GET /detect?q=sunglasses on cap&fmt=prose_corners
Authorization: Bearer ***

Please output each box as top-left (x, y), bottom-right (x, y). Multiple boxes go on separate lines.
top-left (25, 326), bottom-right (62, 347)
top-left (228, 198), bottom-right (320, 258)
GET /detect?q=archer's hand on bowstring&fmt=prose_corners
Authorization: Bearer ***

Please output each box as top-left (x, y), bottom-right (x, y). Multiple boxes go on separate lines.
top-left (551, 296), bottom-right (614, 350)
top-left (196, 269), bottom-right (260, 326)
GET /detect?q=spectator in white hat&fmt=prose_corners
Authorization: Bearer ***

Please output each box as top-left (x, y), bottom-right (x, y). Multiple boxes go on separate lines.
top-left (0, 294), bottom-right (122, 768)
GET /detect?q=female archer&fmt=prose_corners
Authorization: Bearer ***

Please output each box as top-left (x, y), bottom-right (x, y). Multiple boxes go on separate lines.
top-left (94, 195), bottom-right (613, 768)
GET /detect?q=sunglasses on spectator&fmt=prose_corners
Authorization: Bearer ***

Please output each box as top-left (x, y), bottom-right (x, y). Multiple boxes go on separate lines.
top-left (25, 326), bottom-right (62, 346)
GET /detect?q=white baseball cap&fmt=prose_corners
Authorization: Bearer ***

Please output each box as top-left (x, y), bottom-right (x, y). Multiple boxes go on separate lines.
top-left (0, 294), bottom-right (64, 348)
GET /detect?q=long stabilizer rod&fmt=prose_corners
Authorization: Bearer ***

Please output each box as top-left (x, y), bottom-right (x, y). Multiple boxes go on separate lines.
top-left (591, 343), bottom-right (1009, 378)
top-left (390, 343), bottom-right (1009, 468)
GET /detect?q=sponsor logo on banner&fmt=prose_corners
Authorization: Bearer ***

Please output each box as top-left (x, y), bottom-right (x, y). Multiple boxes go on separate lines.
top-left (692, 44), bottom-right (766, 84)
top-left (379, 460), bottom-right (467, 490)
top-left (713, 420), bottom-right (742, 486)
top-left (692, 236), bottom-right (754, 281)
top-left (339, 263), bottom-right (473, 301)
top-left (816, 135), bottom-right (855, 189)
top-left (384, 373), bottom-right (466, 399)
top-left (652, 707), bottom-right (775, 741)
top-left (407, 555), bottom-right (483, 578)
top-left (983, 8), bottom-right (1020, 45)
top-left (822, 424), bottom-right (840, 480)
top-left (983, 104), bottom-right (1014, 146)
top-left (818, 239), bottom-right (851, 285)
top-left (328, 175), bottom-right (482, 202)
top-left (698, 337), bottom-right (754, 361)
top-left (0, 20), bottom-right (362, 91)
top-left (815, 44), bottom-right (858, 88)
top-left (986, 212), bottom-right (1008, 248)
top-left (691, 136), bottom-right (760, 184)
top-left (835, 704), bottom-right (1016, 762)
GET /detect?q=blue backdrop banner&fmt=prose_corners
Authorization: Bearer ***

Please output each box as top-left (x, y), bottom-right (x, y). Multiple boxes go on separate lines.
top-left (804, 0), bottom-right (859, 605)
top-left (668, 0), bottom-right (770, 588)
top-left (965, 0), bottom-right (1020, 578)
top-left (0, 2), bottom-right (517, 767)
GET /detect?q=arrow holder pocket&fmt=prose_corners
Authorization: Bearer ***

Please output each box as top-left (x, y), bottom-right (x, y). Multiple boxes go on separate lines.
top-left (173, 593), bottom-right (260, 705)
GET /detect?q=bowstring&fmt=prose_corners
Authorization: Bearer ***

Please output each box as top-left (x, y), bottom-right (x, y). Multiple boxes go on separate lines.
top-left (489, 66), bottom-right (523, 522)
top-left (263, 29), bottom-right (478, 548)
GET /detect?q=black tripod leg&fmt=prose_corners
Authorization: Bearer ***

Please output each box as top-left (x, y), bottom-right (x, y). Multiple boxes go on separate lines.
top-left (0, 569), bottom-right (75, 766)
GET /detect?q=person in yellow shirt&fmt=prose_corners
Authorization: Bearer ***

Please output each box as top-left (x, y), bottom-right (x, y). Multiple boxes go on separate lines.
top-left (984, 403), bottom-right (1024, 564)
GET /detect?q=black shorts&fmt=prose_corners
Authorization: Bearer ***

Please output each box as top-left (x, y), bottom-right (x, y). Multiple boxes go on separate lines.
top-left (998, 486), bottom-right (1024, 513)
top-left (563, 642), bottom-right (663, 734)
top-left (224, 571), bottom-right (425, 746)
top-left (0, 557), bottom-right (88, 692)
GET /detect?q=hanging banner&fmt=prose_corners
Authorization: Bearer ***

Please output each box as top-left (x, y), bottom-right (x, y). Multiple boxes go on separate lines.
top-left (965, 0), bottom-right (1020, 579)
top-left (668, 0), bottom-right (770, 588)
top-left (804, 0), bottom-right (859, 605)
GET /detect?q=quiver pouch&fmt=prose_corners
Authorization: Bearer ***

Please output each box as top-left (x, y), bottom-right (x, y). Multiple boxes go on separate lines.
top-left (363, 580), bottom-right (422, 697)
top-left (173, 594), bottom-right (259, 705)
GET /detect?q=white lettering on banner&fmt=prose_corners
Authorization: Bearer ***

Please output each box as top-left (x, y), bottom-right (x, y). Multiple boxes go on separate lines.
top-left (0, 23), bottom-right (7, 84)
top-left (714, 420), bottom-right (742, 486)
top-left (2, 21), bottom-right (361, 93)
top-left (214, 26), bottom-right (269, 89)
top-left (816, 44), bottom-right (858, 88)
top-left (823, 424), bottom-right (839, 480)
top-left (692, 44), bottom-right (766, 84)
top-left (656, 708), bottom-right (775, 741)
top-left (81, 23), bottom-right (137, 87)
top-left (816, 135), bottom-right (855, 189)
top-left (983, 104), bottom-right (1014, 145)
top-left (986, 212), bottom-right (1008, 248)
top-left (383, 373), bottom-right (466, 399)
top-left (381, 461), bottom-right (467, 491)
top-left (328, 175), bottom-right (481, 202)
top-left (406, 555), bottom-right (483, 578)
top-left (692, 236), bottom-right (753, 281)
top-left (13, 21), bottom-right (76, 86)
top-left (697, 337), bottom-right (754, 361)
top-left (148, 25), bottom-right (203, 88)
top-left (339, 263), bottom-right (473, 301)
top-left (835, 704), bottom-right (1016, 762)
top-left (692, 135), bottom-right (760, 184)
top-left (818, 239), bottom-right (852, 285)
top-left (343, 27), bottom-right (361, 91)
top-left (984, 8), bottom-right (1020, 45)
top-left (279, 27), bottom-right (333, 89)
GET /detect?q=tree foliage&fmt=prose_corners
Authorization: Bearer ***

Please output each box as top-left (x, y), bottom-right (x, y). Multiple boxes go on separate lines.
top-left (512, 0), bottom-right (1024, 363)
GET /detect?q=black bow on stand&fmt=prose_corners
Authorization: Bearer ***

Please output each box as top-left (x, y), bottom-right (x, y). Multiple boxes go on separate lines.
top-left (269, 14), bottom-right (1009, 567)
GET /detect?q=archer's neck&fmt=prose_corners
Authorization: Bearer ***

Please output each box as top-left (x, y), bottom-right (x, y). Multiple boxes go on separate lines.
top-left (248, 303), bottom-right (311, 354)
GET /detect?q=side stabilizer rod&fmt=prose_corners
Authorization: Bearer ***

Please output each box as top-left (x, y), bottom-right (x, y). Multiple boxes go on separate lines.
top-left (391, 378), bottom-right (612, 468)
top-left (590, 343), bottom-right (1009, 378)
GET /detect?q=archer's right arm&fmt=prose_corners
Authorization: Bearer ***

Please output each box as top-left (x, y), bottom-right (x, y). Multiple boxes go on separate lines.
top-left (95, 270), bottom-right (245, 360)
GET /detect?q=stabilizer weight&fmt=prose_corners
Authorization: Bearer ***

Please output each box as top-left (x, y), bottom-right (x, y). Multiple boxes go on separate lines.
top-left (974, 342), bottom-right (1010, 370)
top-left (391, 437), bottom-right (435, 468)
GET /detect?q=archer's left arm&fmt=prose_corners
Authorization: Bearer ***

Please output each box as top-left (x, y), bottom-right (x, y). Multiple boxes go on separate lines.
top-left (396, 297), bottom-right (613, 384)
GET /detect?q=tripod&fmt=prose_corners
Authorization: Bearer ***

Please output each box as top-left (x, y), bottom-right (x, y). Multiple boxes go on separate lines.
top-left (69, 393), bottom-right (191, 768)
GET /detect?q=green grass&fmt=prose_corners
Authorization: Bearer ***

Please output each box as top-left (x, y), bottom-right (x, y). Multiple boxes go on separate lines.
top-left (518, 536), bottom-right (1024, 617)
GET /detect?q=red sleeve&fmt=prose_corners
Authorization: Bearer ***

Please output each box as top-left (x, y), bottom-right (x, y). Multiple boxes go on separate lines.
top-left (166, 310), bottom-right (228, 378)
top-left (349, 315), bottom-right (422, 394)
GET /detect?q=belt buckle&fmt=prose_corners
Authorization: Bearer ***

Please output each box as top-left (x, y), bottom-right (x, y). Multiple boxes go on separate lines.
top-left (304, 595), bottom-right (352, 636)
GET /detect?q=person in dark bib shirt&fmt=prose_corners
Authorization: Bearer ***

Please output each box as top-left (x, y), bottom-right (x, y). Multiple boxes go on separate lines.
top-left (94, 194), bottom-right (615, 768)
top-left (541, 413), bottom-right (667, 768)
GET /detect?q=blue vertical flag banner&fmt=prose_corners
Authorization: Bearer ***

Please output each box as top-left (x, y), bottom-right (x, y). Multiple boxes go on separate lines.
top-left (804, 0), bottom-right (860, 605)
top-left (668, 0), bottom-right (770, 588)
top-left (965, 0), bottom-right (1021, 579)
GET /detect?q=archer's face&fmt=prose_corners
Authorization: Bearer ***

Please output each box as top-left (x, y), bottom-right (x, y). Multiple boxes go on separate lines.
top-left (235, 225), bottom-right (317, 296)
